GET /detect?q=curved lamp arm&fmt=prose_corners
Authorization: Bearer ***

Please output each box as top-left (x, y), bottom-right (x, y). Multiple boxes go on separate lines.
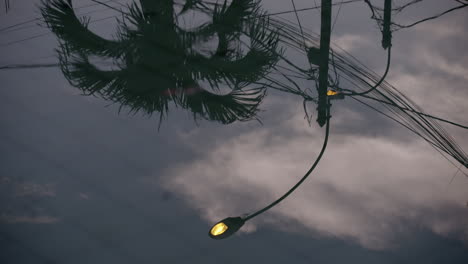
top-left (209, 99), bottom-right (332, 239)
top-left (243, 99), bottom-right (331, 221)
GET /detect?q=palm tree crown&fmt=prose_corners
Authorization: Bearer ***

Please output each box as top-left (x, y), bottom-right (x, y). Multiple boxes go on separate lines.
top-left (41, 0), bottom-right (280, 124)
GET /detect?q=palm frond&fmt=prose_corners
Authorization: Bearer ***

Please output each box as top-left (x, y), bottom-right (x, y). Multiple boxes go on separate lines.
top-left (187, 23), bottom-right (280, 89)
top-left (176, 0), bottom-right (261, 48)
top-left (41, 0), bottom-right (124, 57)
top-left (47, 0), bottom-right (278, 125)
top-left (180, 83), bottom-right (266, 124)
top-left (58, 49), bottom-right (173, 117)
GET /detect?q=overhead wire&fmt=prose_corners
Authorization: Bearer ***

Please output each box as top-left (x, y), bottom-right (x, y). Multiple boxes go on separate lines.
top-left (0, 0), bottom-right (359, 49)
top-left (1, 4), bottom-right (120, 34)
top-left (361, 94), bottom-right (468, 130)
top-left (0, 14), bottom-right (118, 47)
top-left (350, 95), bottom-right (468, 177)
top-left (2, 0), bottom-right (467, 169)
top-left (0, 0), bottom-right (128, 47)
top-left (331, 0), bottom-right (344, 33)
top-left (391, 1), bottom-right (468, 31)
top-left (0, 0), bottom-right (125, 32)
top-left (260, 11), bottom-right (468, 169)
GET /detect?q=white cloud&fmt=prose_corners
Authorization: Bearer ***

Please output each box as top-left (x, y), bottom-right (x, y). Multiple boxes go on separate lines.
top-left (155, 0), bottom-right (468, 250)
top-left (333, 34), bottom-right (372, 53)
top-left (414, 12), bottom-right (466, 39)
top-left (159, 105), bottom-right (468, 249)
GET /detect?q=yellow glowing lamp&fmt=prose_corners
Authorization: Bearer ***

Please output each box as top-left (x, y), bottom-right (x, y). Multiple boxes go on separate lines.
top-left (327, 89), bottom-right (345, 100)
top-left (210, 222), bottom-right (228, 236)
top-left (208, 217), bottom-right (245, 240)
top-left (327, 90), bottom-right (339, 96)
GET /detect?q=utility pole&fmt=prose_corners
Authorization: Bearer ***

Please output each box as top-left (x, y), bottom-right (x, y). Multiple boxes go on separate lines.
top-left (316, 0), bottom-right (332, 127)
top-left (382, 0), bottom-right (392, 49)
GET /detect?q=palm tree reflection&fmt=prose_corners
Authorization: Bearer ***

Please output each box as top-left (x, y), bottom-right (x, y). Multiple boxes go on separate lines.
top-left (41, 0), bottom-right (280, 124)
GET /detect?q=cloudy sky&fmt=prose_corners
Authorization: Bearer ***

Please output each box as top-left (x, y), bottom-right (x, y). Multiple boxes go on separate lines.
top-left (1, 0), bottom-right (468, 263)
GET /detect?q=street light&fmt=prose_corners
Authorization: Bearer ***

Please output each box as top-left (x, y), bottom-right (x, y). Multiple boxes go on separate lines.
top-left (327, 89), bottom-right (345, 100)
top-left (208, 99), bottom-right (332, 240)
top-left (209, 0), bottom-right (338, 239)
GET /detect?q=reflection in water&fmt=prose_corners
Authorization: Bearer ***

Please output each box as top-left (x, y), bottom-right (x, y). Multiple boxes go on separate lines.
top-left (41, 0), bottom-right (280, 124)
top-left (35, 0), bottom-right (468, 245)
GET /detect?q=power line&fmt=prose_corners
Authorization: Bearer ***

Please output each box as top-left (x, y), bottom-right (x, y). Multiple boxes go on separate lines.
top-left (258, 0), bottom-right (360, 18)
top-left (1, 4), bottom-right (118, 34)
top-left (0, 0), bottom-right (361, 49)
top-left (268, 13), bottom-right (468, 168)
top-left (391, 2), bottom-right (468, 31)
top-left (360, 94), bottom-right (468, 130)
top-left (331, 0), bottom-right (344, 33)
top-left (0, 14), bottom-right (118, 47)
top-left (0, 62), bottom-right (59, 70)
top-left (0, 0), bottom-right (124, 33)
top-left (350, 96), bottom-right (468, 175)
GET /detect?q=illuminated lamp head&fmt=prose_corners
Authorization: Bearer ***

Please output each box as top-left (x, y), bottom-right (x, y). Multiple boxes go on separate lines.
top-left (327, 89), bottom-right (345, 100)
top-left (327, 90), bottom-right (339, 96)
top-left (209, 217), bottom-right (245, 240)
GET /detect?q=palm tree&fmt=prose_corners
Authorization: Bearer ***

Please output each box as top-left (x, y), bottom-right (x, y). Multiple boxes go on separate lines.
top-left (41, 0), bottom-right (280, 124)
